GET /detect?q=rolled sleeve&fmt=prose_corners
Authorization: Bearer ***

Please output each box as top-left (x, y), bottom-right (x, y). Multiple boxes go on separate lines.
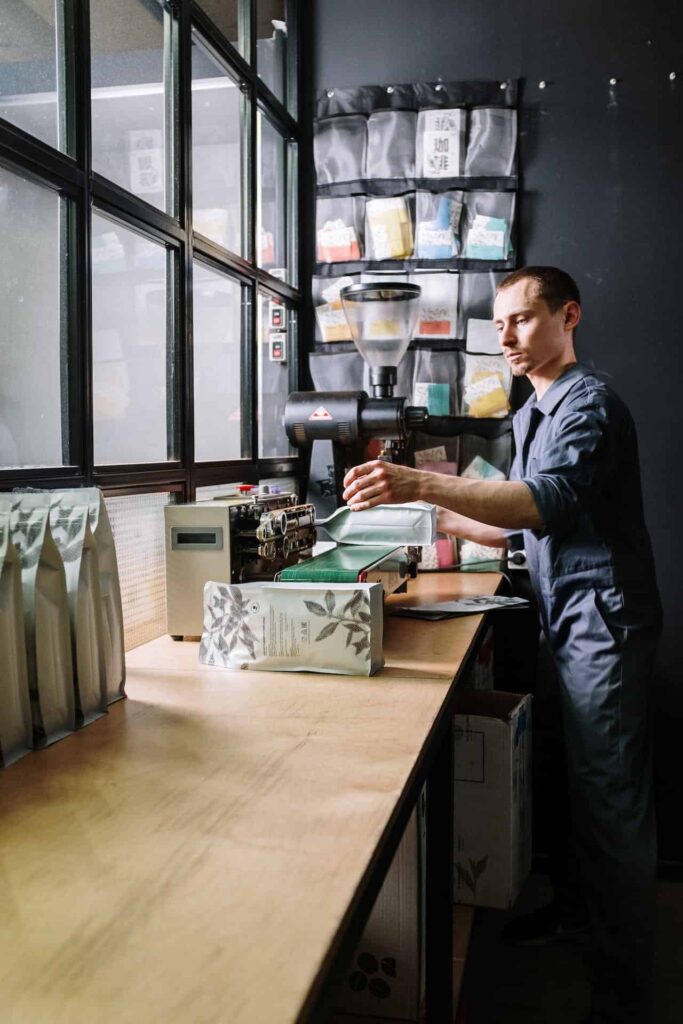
top-left (522, 402), bottom-right (609, 531)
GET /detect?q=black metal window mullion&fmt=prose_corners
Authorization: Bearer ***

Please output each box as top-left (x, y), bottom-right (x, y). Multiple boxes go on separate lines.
top-left (177, 0), bottom-right (194, 500)
top-left (242, 281), bottom-right (256, 462)
top-left (55, 0), bottom-right (69, 154)
top-left (250, 34), bottom-right (260, 461)
top-left (73, 0), bottom-right (93, 482)
top-left (286, 0), bottom-right (298, 119)
top-left (248, 0), bottom-right (257, 77)
top-left (164, 1), bottom-right (178, 222)
top-left (242, 75), bottom-right (254, 266)
top-left (287, 136), bottom-right (298, 289)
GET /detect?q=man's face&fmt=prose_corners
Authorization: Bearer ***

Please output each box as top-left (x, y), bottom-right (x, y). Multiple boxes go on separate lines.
top-left (492, 278), bottom-right (578, 378)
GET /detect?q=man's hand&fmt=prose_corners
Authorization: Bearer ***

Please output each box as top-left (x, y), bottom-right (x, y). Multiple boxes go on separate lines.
top-left (343, 460), bottom-right (423, 510)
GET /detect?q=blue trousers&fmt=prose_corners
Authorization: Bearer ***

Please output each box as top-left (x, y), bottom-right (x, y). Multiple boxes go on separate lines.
top-left (538, 581), bottom-right (661, 1023)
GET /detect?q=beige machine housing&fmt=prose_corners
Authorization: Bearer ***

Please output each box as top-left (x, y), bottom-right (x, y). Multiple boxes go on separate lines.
top-left (165, 502), bottom-right (237, 639)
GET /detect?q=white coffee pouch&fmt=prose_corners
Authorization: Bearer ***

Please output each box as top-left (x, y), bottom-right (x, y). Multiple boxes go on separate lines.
top-left (318, 502), bottom-right (437, 546)
top-left (0, 512), bottom-right (32, 766)
top-left (20, 488), bottom-right (126, 702)
top-left (0, 495), bottom-right (75, 745)
top-left (199, 581), bottom-right (384, 676)
top-left (49, 501), bottom-right (108, 725)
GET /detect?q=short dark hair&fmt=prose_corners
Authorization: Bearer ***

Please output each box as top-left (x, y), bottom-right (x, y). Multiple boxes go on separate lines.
top-left (497, 266), bottom-right (581, 313)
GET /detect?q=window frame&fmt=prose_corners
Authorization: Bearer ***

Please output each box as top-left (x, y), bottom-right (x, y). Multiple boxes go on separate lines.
top-left (0, 0), bottom-right (304, 499)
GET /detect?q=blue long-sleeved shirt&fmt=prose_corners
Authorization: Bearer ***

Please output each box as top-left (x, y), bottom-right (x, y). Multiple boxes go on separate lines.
top-left (510, 364), bottom-right (659, 600)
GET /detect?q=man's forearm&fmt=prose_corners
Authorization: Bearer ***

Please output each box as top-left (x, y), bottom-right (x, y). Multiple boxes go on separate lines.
top-left (419, 473), bottom-right (544, 531)
top-left (342, 459), bottom-right (544, 531)
top-left (437, 508), bottom-right (509, 548)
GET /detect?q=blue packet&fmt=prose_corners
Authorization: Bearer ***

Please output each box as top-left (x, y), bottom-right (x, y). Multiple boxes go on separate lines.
top-left (464, 215), bottom-right (509, 260)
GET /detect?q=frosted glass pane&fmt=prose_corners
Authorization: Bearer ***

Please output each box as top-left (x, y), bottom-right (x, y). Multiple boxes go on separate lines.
top-left (258, 112), bottom-right (288, 278)
top-left (92, 212), bottom-right (171, 465)
top-left (192, 35), bottom-right (244, 255)
top-left (193, 261), bottom-right (243, 461)
top-left (0, 166), bottom-right (63, 469)
top-left (0, 0), bottom-right (62, 150)
top-left (90, 0), bottom-right (168, 212)
top-left (258, 292), bottom-right (293, 458)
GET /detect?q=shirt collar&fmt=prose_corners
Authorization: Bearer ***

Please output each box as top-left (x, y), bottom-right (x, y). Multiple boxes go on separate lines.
top-left (533, 363), bottom-right (591, 416)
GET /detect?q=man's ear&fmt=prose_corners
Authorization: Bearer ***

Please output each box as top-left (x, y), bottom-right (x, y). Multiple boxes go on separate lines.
top-left (564, 300), bottom-right (581, 332)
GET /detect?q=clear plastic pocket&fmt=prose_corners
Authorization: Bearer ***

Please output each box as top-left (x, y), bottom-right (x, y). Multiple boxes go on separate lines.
top-left (314, 114), bottom-right (367, 185)
top-left (462, 192), bottom-right (515, 261)
top-left (416, 107), bottom-right (466, 177)
top-left (365, 110), bottom-right (417, 179)
top-left (459, 433), bottom-right (512, 479)
top-left (461, 352), bottom-right (512, 418)
top-left (414, 190), bottom-right (463, 258)
top-left (409, 272), bottom-right (459, 339)
top-left (464, 108), bottom-right (517, 177)
top-left (411, 433), bottom-right (460, 474)
top-left (309, 348), bottom-right (365, 391)
top-left (411, 347), bottom-right (461, 416)
top-left (458, 271), bottom-right (506, 336)
top-left (365, 195), bottom-right (414, 260)
top-left (313, 274), bottom-right (359, 342)
top-left (316, 196), bottom-right (365, 262)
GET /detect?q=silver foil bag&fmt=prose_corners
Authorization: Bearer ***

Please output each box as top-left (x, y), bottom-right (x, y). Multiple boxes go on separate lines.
top-left (0, 495), bottom-right (75, 745)
top-left (0, 512), bottom-right (32, 765)
top-left (48, 501), bottom-right (108, 725)
top-left (318, 502), bottom-right (437, 546)
top-left (17, 487), bottom-right (126, 702)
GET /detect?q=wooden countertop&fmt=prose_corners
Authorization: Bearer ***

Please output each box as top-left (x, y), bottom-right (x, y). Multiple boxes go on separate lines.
top-left (0, 572), bottom-right (498, 1024)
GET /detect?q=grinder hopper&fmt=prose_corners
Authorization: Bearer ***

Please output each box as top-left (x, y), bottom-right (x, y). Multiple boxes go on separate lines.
top-left (339, 282), bottom-right (422, 397)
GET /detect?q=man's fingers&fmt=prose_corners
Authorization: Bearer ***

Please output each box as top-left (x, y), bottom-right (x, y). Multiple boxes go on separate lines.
top-left (343, 459), bottom-right (383, 488)
top-left (347, 490), bottom-right (382, 510)
top-left (343, 460), bottom-right (373, 485)
top-left (343, 464), bottom-right (386, 501)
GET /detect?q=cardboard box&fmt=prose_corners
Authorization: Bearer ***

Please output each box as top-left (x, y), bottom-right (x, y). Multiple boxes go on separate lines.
top-left (331, 790), bottom-right (426, 1023)
top-left (453, 690), bottom-right (532, 910)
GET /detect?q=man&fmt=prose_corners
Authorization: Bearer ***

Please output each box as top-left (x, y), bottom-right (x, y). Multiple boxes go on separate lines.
top-left (343, 267), bottom-right (661, 1024)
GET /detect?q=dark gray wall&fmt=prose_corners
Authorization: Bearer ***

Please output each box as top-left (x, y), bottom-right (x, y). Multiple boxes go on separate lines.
top-left (313, 0), bottom-right (683, 858)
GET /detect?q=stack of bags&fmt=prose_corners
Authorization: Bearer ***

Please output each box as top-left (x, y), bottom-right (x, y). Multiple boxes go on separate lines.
top-left (0, 489), bottom-right (125, 767)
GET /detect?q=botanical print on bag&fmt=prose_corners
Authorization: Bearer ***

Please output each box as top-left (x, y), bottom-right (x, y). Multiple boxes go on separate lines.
top-left (199, 583), bottom-right (376, 672)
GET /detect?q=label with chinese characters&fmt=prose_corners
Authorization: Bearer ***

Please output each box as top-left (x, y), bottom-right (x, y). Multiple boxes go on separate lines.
top-left (421, 110), bottom-right (463, 177)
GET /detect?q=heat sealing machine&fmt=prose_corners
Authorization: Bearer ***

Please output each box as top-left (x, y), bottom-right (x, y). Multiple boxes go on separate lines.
top-left (165, 491), bottom-right (316, 639)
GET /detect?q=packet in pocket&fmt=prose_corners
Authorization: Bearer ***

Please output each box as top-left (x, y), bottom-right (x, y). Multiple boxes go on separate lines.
top-left (199, 581), bottom-right (384, 676)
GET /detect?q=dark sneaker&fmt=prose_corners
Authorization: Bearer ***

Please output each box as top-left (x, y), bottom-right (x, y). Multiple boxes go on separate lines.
top-left (501, 903), bottom-right (590, 946)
